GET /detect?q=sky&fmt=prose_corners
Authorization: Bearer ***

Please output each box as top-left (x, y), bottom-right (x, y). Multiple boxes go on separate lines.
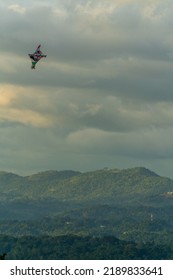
top-left (1, 0), bottom-right (173, 178)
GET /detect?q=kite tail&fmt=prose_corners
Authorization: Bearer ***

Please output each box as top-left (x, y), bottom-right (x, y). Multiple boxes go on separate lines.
top-left (31, 61), bottom-right (37, 69)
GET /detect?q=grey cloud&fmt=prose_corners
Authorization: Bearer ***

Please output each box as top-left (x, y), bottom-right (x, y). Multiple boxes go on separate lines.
top-left (66, 126), bottom-right (173, 160)
top-left (5, 83), bottom-right (173, 135)
top-left (0, 121), bottom-right (66, 173)
top-left (1, 0), bottom-right (173, 177)
top-left (0, 1), bottom-right (170, 63)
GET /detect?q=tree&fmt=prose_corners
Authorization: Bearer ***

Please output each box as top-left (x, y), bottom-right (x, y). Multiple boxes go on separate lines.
top-left (0, 253), bottom-right (7, 260)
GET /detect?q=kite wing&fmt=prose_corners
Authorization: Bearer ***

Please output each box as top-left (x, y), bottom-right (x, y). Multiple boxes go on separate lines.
top-left (28, 44), bottom-right (47, 69)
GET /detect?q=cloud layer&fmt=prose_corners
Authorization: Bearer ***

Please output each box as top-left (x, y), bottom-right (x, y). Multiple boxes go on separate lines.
top-left (1, 0), bottom-right (173, 177)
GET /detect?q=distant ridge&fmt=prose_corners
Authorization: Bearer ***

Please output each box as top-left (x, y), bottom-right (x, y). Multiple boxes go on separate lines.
top-left (0, 167), bottom-right (161, 179)
top-left (0, 166), bottom-right (173, 221)
top-left (1, 167), bottom-right (173, 254)
top-left (0, 167), bottom-right (172, 204)
top-left (26, 170), bottom-right (81, 183)
top-left (119, 167), bottom-right (159, 177)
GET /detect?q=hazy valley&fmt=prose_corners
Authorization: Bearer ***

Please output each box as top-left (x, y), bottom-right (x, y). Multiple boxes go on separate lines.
top-left (1, 167), bottom-right (173, 259)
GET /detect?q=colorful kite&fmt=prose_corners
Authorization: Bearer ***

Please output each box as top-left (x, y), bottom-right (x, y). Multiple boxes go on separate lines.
top-left (28, 45), bottom-right (47, 69)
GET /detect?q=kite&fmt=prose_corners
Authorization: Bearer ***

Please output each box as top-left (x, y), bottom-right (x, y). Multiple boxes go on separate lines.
top-left (28, 44), bottom-right (47, 69)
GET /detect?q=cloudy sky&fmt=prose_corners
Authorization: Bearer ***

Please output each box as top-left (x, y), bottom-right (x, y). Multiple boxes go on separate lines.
top-left (1, 0), bottom-right (173, 177)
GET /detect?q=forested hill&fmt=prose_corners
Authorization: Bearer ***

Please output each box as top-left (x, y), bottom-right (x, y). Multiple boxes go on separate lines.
top-left (1, 167), bottom-right (173, 247)
top-left (0, 168), bottom-right (173, 203)
top-left (0, 167), bottom-right (173, 205)
top-left (1, 234), bottom-right (173, 260)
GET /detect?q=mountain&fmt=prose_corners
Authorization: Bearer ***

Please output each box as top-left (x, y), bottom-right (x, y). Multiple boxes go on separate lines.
top-left (0, 166), bottom-right (173, 221)
top-left (0, 167), bottom-right (173, 205)
top-left (1, 167), bottom-right (173, 259)
top-left (25, 170), bottom-right (81, 184)
top-left (0, 167), bottom-right (173, 247)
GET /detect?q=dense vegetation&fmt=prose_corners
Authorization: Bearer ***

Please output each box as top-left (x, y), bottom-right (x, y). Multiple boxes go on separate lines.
top-left (1, 234), bottom-right (173, 260)
top-left (1, 205), bottom-right (173, 244)
top-left (0, 167), bottom-right (173, 259)
top-left (1, 167), bottom-right (173, 206)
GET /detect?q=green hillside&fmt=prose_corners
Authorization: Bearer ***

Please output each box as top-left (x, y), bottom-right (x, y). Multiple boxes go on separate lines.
top-left (0, 167), bottom-right (173, 205)
top-left (1, 167), bottom-right (173, 223)
top-left (1, 167), bottom-right (173, 259)
top-left (1, 234), bottom-right (172, 260)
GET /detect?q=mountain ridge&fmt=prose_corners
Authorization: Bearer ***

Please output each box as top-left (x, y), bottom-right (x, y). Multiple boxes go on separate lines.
top-left (1, 167), bottom-right (173, 241)
top-left (0, 166), bottom-right (161, 178)
top-left (0, 167), bottom-right (172, 205)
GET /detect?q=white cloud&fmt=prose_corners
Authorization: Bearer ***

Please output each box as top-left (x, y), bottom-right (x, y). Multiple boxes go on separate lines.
top-left (8, 4), bottom-right (26, 14)
top-left (0, 85), bottom-right (54, 127)
top-left (53, 7), bottom-right (68, 19)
